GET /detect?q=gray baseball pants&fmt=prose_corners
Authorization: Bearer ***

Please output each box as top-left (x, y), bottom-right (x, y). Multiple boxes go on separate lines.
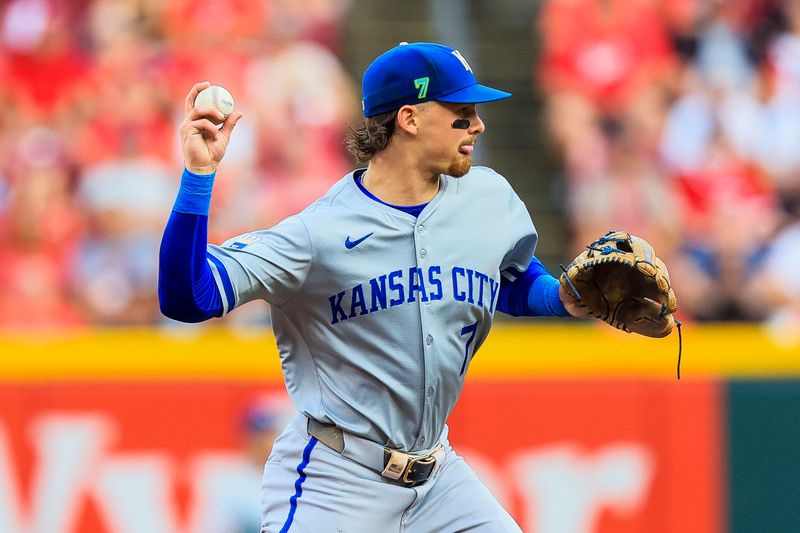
top-left (260, 412), bottom-right (521, 533)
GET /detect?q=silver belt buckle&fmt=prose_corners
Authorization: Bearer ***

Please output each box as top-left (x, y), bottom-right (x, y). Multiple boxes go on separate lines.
top-left (381, 450), bottom-right (409, 480)
top-left (381, 444), bottom-right (445, 484)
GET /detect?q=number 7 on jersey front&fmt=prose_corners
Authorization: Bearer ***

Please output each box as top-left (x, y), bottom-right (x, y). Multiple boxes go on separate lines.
top-left (459, 321), bottom-right (479, 375)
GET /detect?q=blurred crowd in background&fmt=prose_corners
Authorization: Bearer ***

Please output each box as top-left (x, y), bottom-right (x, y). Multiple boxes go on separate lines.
top-left (0, 0), bottom-right (355, 329)
top-left (2, 0), bottom-right (800, 330)
top-left (540, 0), bottom-right (800, 329)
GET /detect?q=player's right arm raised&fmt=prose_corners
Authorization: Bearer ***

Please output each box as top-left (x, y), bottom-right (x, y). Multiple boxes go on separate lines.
top-left (181, 81), bottom-right (243, 174)
top-left (158, 82), bottom-right (242, 323)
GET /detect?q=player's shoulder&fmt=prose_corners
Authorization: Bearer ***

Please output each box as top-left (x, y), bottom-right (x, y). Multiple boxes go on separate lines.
top-left (447, 165), bottom-right (518, 196)
top-left (290, 171), bottom-right (371, 236)
top-left (221, 173), bottom-right (356, 244)
top-left (463, 165), bottom-right (505, 178)
top-left (296, 172), bottom-right (356, 214)
top-left (460, 165), bottom-right (512, 185)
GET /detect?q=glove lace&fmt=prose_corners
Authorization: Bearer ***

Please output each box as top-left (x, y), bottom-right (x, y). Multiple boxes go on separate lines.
top-left (587, 244), bottom-right (626, 255)
top-left (559, 263), bottom-right (582, 300)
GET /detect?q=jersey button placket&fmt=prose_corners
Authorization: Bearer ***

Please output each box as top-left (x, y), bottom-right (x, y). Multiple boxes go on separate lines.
top-left (416, 225), bottom-right (432, 450)
top-left (416, 229), bottom-right (432, 308)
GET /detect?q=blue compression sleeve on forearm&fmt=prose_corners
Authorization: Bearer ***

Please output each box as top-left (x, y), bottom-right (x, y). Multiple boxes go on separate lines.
top-left (173, 168), bottom-right (216, 215)
top-left (496, 257), bottom-right (570, 317)
top-left (158, 169), bottom-right (225, 322)
top-left (527, 274), bottom-right (570, 317)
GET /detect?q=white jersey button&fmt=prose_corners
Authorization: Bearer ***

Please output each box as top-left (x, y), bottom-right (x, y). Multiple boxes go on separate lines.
top-left (426, 334), bottom-right (433, 345)
top-left (427, 387), bottom-right (434, 397)
top-left (417, 225), bottom-right (425, 233)
top-left (418, 436), bottom-right (426, 445)
top-left (420, 248), bottom-right (427, 258)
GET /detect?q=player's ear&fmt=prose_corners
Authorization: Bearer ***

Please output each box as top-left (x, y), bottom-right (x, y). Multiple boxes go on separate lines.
top-left (396, 105), bottom-right (420, 136)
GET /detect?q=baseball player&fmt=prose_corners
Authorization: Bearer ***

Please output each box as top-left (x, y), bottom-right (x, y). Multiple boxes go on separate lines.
top-left (160, 42), bottom-right (584, 532)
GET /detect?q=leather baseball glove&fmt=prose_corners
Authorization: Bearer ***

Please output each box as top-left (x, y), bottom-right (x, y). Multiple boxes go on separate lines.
top-left (559, 231), bottom-right (678, 338)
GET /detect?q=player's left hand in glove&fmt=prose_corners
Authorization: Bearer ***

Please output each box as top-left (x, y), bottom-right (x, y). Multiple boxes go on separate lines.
top-left (559, 231), bottom-right (678, 338)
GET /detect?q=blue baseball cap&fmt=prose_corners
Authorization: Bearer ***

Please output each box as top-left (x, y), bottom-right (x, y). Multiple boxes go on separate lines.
top-left (362, 42), bottom-right (512, 117)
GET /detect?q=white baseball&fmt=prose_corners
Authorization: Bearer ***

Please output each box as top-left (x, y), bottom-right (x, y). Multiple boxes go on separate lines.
top-left (194, 85), bottom-right (235, 124)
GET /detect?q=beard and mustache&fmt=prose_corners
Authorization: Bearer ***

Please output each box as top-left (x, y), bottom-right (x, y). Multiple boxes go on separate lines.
top-left (447, 154), bottom-right (472, 177)
top-left (446, 138), bottom-right (476, 177)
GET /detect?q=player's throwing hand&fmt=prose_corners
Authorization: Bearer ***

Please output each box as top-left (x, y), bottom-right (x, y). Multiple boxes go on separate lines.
top-left (180, 81), bottom-right (244, 175)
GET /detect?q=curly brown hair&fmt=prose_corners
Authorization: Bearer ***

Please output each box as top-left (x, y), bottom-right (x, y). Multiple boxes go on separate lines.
top-left (344, 109), bottom-right (399, 163)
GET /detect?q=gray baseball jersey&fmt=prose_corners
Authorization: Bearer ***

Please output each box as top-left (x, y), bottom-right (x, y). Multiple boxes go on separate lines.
top-left (207, 165), bottom-right (537, 452)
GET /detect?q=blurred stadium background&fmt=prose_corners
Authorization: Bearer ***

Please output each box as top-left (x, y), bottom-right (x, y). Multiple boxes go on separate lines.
top-left (1, 0), bottom-right (799, 531)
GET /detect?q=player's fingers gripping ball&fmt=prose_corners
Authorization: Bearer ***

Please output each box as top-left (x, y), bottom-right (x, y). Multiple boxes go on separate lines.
top-left (194, 85), bottom-right (235, 124)
top-left (560, 231), bottom-right (678, 338)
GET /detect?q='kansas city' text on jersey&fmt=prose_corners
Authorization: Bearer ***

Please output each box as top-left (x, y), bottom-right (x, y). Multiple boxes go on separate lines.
top-left (207, 166), bottom-right (537, 452)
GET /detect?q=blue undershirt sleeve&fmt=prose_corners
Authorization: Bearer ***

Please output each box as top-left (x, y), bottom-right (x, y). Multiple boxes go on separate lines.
top-left (158, 169), bottom-right (225, 322)
top-left (496, 257), bottom-right (570, 317)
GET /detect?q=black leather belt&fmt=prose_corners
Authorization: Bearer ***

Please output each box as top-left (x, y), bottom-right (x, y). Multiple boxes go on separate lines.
top-left (307, 418), bottom-right (445, 487)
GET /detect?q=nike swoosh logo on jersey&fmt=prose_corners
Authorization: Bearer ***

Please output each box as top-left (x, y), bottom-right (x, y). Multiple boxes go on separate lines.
top-left (345, 232), bottom-right (374, 249)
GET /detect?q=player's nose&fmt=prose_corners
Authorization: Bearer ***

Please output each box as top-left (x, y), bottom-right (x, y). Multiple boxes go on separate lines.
top-left (469, 113), bottom-right (485, 134)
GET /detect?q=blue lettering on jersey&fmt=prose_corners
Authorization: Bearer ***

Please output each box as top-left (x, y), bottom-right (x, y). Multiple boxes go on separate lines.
top-left (407, 267), bottom-right (428, 303)
top-left (388, 270), bottom-right (405, 306)
top-left (474, 271), bottom-right (488, 307)
top-left (465, 268), bottom-right (475, 304)
top-left (369, 275), bottom-right (388, 312)
top-left (349, 284), bottom-right (368, 318)
top-left (329, 291), bottom-right (348, 324)
top-left (428, 266), bottom-right (443, 301)
top-left (452, 267), bottom-right (466, 302)
top-left (328, 265), bottom-right (498, 325)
